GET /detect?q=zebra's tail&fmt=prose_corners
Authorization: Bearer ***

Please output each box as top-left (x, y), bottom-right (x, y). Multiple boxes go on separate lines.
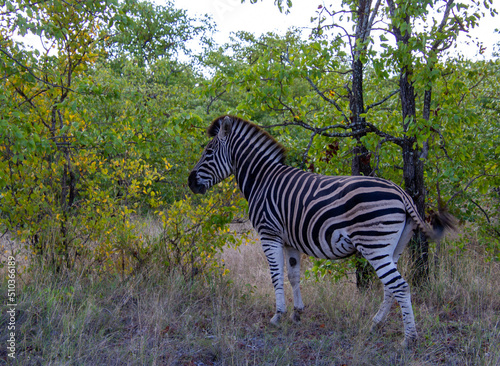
top-left (403, 195), bottom-right (457, 242)
top-left (427, 209), bottom-right (457, 242)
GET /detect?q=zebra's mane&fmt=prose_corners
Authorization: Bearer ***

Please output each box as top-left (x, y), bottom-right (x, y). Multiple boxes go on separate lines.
top-left (207, 115), bottom-right (286, 164)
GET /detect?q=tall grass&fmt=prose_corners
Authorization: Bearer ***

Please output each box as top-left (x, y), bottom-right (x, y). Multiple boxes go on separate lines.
top-left (1, 231), bottom-right (499, 365)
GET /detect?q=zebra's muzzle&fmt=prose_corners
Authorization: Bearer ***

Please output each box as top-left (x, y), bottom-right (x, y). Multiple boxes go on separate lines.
top-left (188, 170), bottom-right (207, 194)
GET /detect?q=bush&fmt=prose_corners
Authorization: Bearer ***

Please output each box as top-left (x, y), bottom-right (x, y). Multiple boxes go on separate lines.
top-left (152, 184), bottom-right (246, 279)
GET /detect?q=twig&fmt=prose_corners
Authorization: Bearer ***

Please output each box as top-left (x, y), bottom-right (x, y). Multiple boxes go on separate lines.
top-left (304, 75), bottom-right (350, 124)
top-left (469, 199), bottom-right (492, 224)
top-left (0, 47), bottom-right (74, 92)
top-left (446, 173), bottom-right (495, 206)
top-left (366, 89), bottom-right (400, 111)
top-left (300, 131), bottom-right (317, 170)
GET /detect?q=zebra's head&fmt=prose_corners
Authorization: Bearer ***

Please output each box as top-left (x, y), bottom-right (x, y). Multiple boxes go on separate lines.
top-left (188, 116), bottom-right (233, 194)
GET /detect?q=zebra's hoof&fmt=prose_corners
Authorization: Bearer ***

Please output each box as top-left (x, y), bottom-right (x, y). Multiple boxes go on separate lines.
top-left (401, 335), bottom-right (417, 349)
top-left (370, 322), bottom-right (383, 334)
top-left (270, 312), bottom-right (283, 326)
top-left (290, 307), bottom-right (303, 323)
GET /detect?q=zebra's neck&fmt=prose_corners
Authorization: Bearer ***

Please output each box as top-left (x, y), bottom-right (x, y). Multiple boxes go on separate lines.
top-left (227, 119), bottom-right (286, 200)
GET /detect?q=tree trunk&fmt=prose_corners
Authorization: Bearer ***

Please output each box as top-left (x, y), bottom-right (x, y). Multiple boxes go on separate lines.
top-left (353, 141), bottom-right (375, 290)
top-left (349, 3), bottom-right (377, 289)
top-left (402, 140), bottom-right (428, 284)
top-left (399, 67), bottom-right (429, 285)
top-left (350, 57), bottom-right (372, 178)
top-left (386, 0), bottom-right (431, 284)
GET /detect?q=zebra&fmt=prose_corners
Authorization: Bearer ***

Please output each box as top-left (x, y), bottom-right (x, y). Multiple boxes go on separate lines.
top-left (188, 115), bottom-right (454, 346)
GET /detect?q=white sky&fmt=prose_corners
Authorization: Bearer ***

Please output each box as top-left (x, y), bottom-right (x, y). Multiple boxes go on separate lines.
top-left (173, 0), bottom-right (500, 60)
top-left (174, 0), bottom-right (318, 43)
top-left (12, 0), bottom-right (500, 60)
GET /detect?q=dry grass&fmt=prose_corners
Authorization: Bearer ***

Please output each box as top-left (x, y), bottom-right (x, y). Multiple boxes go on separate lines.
top-left (1, 226), bottom-right (499, 365)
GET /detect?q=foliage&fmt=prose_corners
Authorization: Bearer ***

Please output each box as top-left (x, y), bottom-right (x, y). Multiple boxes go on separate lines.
top-left (75, 180), bottom-right (247, 279)
top-left (153, 182), bottom-right (246, 278)
top-left (1, 0), bottom-right (119, 270)
top-left (0, 0), bottom-right (225, 274)
top-left (201, 30), bottom-right (355, 173)
top-left (106, 0), bottom-right (214, 67)
top-left (424, 59), bottom-right (500, 261)
top-left (0, 0), bottom-right (498, 283)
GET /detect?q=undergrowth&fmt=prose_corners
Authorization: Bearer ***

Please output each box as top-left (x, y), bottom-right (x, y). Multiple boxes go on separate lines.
top-left (0, 237), bottom-right (499, 365)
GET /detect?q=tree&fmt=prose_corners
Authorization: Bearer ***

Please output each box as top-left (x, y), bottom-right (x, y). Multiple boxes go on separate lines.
top-left (313, 0), bottom-right (383, 288)
top-left (423, 58), bottom-right (500, 262)
top-left (106, 0), bottom-right (214, 68)
top-left (1, 0), bottom-right (117, 268)
top-left (0, 0), bottom-right (223, 273)
top-left (233, 0), bottom-right (498, 284)
top-left (379, 0), bottom-right (496, 281)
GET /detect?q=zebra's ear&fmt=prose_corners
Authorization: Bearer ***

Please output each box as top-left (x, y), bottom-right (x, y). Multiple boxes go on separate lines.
top-left (218, 116), bottom-right (232, 139)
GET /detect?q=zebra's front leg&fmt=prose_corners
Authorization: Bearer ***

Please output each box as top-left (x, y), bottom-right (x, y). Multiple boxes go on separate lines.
top-left (285, 245), bottom-right (304, 323)
top-left (261, 238), bottom-right (286, 325)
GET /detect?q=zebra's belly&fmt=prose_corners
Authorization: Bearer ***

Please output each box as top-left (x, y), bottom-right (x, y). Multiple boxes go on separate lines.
top-left (283, 228), bottom-right (356, 260)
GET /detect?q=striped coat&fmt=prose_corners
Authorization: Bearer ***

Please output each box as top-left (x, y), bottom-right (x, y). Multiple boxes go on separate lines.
top-left (188, 115), bottom-right (453, 346)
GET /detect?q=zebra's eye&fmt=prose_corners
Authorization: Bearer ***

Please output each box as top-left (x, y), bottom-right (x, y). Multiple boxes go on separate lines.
top-left (205, 147), bottom-right (214, 155)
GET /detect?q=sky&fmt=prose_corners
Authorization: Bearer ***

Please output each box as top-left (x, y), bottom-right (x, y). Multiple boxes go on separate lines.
top-left (173, 0), bottom-right (500, 60)
top-left (173, 0), bottom-right (318, 44)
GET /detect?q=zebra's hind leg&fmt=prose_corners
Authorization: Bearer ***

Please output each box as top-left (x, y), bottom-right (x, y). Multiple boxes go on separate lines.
top-left (370, 286), bottom-right (394, 333)
top-left (261, 238), bottom-right (287, 325)
top-left (370, 260), bottom-right (417, 347)
top-left (370, 218), bottom-right (416, 336)
top-left (284, 246), bottom-right (304, 323)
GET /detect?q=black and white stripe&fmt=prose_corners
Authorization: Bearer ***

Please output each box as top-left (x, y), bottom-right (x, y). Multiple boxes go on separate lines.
top-left (188, 115), bottom-right (453, 346)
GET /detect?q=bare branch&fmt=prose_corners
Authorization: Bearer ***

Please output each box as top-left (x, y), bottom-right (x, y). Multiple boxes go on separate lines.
top-left (446, 173), bottom-right (497, 206)
top-left (430, 0), bottom-right (455, 53)
top-left (363, 121), bottom-right (402, 144)
top-left (304, 75), bottom-right (350, 124)
top-left (366, 88), bottom-right (400, 110)
top-left (314, 7), bottom-right (353, 45)
top-left (300, 131), bottom-right (317, 170)
top-left (367, 0), bottom-right (383, 37)
top-left (469, 199), bottom-right (492, 224)
top-left (206, 89), bottom-right (226, 115)
top-left (261, 117), bottom-right (401, 145)
top-left (469, 199), bottom-right (500, 239)
top-left (430, 127), bottom-right (452, 160)
top-left (12, 84), bottom-right (51, 129)
top-left (371, 136), bottom-right (391, 176)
